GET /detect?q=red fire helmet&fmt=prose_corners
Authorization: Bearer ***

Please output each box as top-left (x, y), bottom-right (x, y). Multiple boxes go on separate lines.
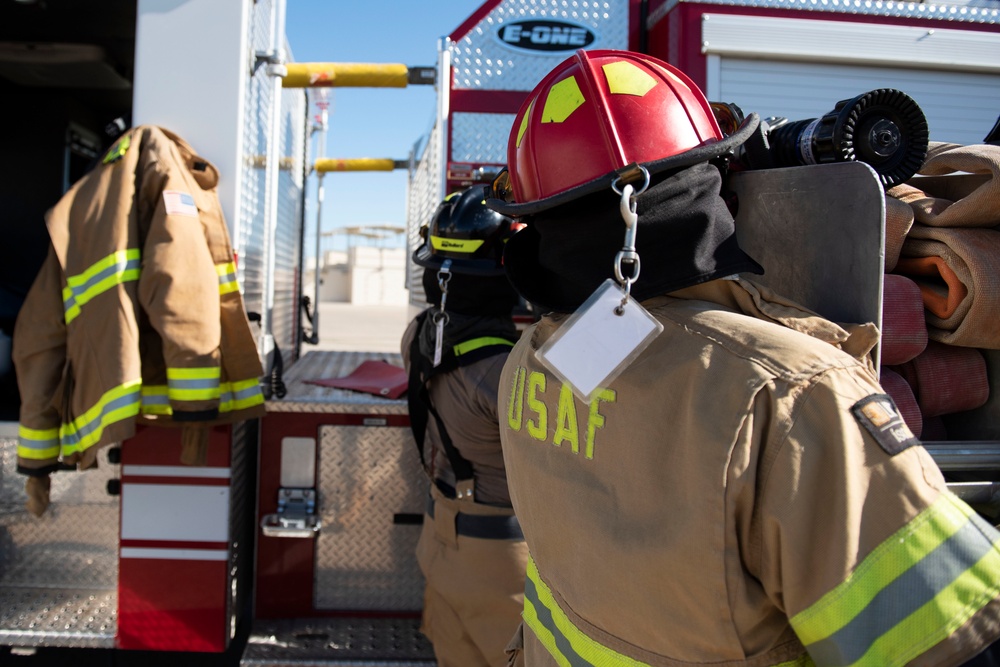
top-left (489, 49), bottom-right (757, 216)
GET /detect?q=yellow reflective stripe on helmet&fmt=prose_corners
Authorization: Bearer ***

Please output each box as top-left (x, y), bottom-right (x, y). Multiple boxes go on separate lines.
top-left (59, 380), bottom-right (142, 454)
top-left (167, 367), bottom-right (221, 402)
top-left (216, 261), bottom-right (239, 295)
top-left (602, 61), bottom-right (657, 97)
top-left (63, 249), bottom-right (141, 324)
top-left (792, 491), bottom-right (1000, 666)
top-left (516, 99), bottom-right (534, 148)
top-left (542, 75), bottom-right (585, 124)
top-left (430, 236), bottom-right (485, 254)
top-left (17, 425), bottom-right (61, 460)
top-left (453, 336), bottom-right (514, 357)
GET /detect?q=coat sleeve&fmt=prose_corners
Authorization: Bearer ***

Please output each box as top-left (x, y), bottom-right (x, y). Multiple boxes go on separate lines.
top-left (13, 244), bottom-right (69, 474)
top-left (137, 155), bottom-right (222, 421)
top-left (754, 366), bottom-right (1000, 666)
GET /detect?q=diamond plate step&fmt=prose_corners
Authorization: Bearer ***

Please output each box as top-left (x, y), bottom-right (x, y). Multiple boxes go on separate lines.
top-left (240, 617), bottom-right (435, 666)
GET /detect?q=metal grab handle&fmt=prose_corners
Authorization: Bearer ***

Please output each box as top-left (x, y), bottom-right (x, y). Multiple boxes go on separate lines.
top-left (260, 513), bottom-right (322, 538)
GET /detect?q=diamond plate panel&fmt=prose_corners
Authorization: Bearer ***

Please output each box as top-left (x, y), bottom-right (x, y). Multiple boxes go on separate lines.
top-left (451, 112), bottom-right (518, 164)
top-left (0, 438), bottom-right (119, 647)
top-left (313, 425), bottom-right (427, 611)
top-left (266, 351), bottom-right (409, 415)
top-left (450, 0), bottom-right (631, 92)
top-left (241, 617), bottom-right (434, 666)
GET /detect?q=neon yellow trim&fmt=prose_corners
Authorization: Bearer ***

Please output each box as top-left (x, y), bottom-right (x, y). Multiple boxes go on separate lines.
top-left (102, 134), bottom-right (130, 164)
top-left (167, 367), bottom-right (221, 380)
top-left (507, 367), bottom-right (526, 431)
top-left (453, 336), bottom-right (513, 356)
top-left (216, 261), bottom-right (239, 295)
top-left (853, 547), bottom-right (1000, 667)
top-left (525, 556), bottom-right (653, 667)
top-left (516, 100), bottom-right (534, 148)
top-left (63, 249), bottom-right (141, 324)
top-left (17, 444), bottom-right (60, 460)
top-left (542, 76), bottom-right (584, 124)
top-left (17, 424), bottom-right (61, 460)
top-left (603, 61), bottom-right (657, 96)
top-left (429, 236), bottom-right (484, 254)
top-left (59, 380), bottom-right (142, 454)
top-left (553, 384), bottom-right (579, 452)
top-left (792, 492), bottom-right (978, 645)
top-left (526, 372), bottom-right (547, 441)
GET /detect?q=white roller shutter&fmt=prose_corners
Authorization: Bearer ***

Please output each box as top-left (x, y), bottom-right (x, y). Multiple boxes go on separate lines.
top-left (702, 14), bottom-right (1000, 145)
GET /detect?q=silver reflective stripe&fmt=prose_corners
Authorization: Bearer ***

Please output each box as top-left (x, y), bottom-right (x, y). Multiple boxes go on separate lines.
top-left (805, 511), bottom-right (1000, 666)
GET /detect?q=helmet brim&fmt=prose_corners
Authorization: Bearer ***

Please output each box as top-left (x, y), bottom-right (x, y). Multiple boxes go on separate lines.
top-left (487, 113), bottom-right (760, 217)
top-left (412, 245), bottom-right (506, 276)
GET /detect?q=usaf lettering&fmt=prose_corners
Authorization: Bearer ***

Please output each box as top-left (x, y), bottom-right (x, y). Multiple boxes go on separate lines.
top-left (506, 366), bottom-right (616, 459)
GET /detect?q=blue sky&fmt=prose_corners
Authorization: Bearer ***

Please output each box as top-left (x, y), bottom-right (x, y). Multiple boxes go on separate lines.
top-left (285, 0), bottom-right (487, 254)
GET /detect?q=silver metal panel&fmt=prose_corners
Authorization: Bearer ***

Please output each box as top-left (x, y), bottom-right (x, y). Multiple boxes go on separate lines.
top-left (406, 120), bottom-right (444, 302)
top-left (702, 13), bottom-right (1000, 72)
top-left (0, 439), bottom-right (119, 648)
top-left (241, 617), bottom-right (434, 666)
top-left (730, 162), bottom-right (885, 336)
top-left (649, 0), bottom-right (1000, 27)
top-left (451, 112), bottom-right (518, 165)
top-left (313, 425), bottom-right (426, 611)
top-left (714, 58), bottom-right (1000, 147)
top-left (450, 0), bottom-right (631, 91)
top-left (267, 351), bottom-right (409, 415)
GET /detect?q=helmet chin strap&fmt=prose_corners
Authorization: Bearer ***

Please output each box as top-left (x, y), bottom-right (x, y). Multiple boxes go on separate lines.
top-left (432, 259), bottom-right (452, 367)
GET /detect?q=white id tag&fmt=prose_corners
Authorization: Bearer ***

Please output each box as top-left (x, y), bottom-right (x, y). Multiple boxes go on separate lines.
top-left (536, 279), bottom-right (663, 402)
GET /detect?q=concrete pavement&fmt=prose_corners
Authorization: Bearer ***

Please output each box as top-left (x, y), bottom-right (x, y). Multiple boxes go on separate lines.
top-left (306, 301), bottom-right (414, 353)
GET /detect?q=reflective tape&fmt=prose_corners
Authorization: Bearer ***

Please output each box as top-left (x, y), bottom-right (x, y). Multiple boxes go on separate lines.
top-left (144, 378), bottom-right (262, 415)
top-left (63, 249), bottom-right (141, 324)
top-left (59, 380), bottom-right (142, 454)
top-left (430, 236), bottom-right (484, 254)
top-left (792, 492), bottom-right (1000, 666)
top-left (167, 367), bottom-right (221, 402)
top-left (216, 261), bottom-right (239, 295)
top-left (17, 425), bottom-right (60, 460)
top-left (525, 555), bottom-right (815, 667)
top-left (453, 336), bottom-right (514, 357)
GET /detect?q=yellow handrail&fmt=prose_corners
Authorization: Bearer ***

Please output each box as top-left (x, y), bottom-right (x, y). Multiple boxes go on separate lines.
top-left (283, 62), bottom-right (411, 88)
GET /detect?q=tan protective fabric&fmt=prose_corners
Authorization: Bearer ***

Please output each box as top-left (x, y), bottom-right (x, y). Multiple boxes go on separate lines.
top-left (417, 486), bottom-right (528, 667)
top-left (499, 277), bottom-right (999, 666)
top-left (14, 125), bottom-right (264, 512)
top-left (887, 142), bottom-right (1000, 228)
top-left (401, 314), bottom-right (527, 665)
top-left (895, 226), bottom-right (1000, 348)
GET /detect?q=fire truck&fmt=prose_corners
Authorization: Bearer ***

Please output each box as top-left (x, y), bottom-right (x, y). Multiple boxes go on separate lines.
top-left (0, 0), bottom-right (997, 665)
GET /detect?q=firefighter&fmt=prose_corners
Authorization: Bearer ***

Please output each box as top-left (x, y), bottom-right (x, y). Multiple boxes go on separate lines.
top-left (485, 49), bottom-right (1000, 666)
top-left (402, 186), bottom-right (528, 667)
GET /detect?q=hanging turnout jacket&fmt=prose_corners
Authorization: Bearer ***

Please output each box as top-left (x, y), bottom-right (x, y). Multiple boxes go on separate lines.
top-left (14, 125), bottom-right (265, 482)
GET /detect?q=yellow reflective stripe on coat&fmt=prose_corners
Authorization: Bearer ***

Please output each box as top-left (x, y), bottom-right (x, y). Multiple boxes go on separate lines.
top-left (453, 336), bottom-right (514, 357)
top-left (144, 378), bottom-right (262, 415)
top-left (525, 556), bottom-right (816, 667)
top-left (17, 424), bottom-right (61, 460)
top-left (791, 491), bottom-right (1000, 666)
top-left (219, 378), bottom-right (264, 412)
top-left (63, 249), bottom-right (141, 324)
top-left (59, 380), bottom-right (142, 455)
top-left (216, 261), bottom-right (239, 295)
top-left (167, 367), bottom-right (221, 402)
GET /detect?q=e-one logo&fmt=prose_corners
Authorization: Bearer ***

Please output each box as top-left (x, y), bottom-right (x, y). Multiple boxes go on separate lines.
top-left (498, 20), bottom-right (596, 52)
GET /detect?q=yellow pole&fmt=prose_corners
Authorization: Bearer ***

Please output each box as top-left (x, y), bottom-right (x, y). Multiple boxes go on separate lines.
top-left (283, 62), bottom-right (410, 88)
top-left (314, 158), bottom-right (405, 173)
